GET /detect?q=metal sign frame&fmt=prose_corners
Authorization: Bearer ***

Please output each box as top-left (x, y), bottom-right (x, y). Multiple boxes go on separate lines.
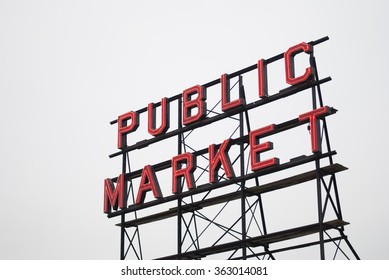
top-left (104, 36), bottom-right (360, 260)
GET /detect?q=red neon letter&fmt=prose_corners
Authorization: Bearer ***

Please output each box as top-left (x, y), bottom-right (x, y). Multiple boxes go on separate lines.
top-left (172, 153), bottom-right (197, 194)
top-left (221, 73), bottom-right (245, 111)
top-left (250, 124), bottom-right (279, 171)
top-left (258, 59), bottom-right (268, 98)
top-left (182, 85), bottom-right (206, 125)
top-left (103, 174), bottom-right (126, 214)
top-left (117, 111), bottom-right (139, 149)
top-left (284, 42), bottom-right (313, 85)
top-left (209, 139), bottom-right (235, 183)
top-left (299, 106), bottom-right (331, 153)
top-left (148, 97), bottom-right (170, 136)
top-left (136, 165), bottom-right (162, 204)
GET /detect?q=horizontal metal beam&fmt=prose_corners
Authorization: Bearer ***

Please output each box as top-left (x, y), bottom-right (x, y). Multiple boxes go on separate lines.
top-left (230, 236), bottom-right (345, 260)
top-left (156, 219), bottom-right (348, 259)
top-left (117, 163), bottom-right (347, 227)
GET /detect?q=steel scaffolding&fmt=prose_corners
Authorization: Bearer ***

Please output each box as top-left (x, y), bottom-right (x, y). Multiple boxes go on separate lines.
top-left (106, 36), bottom-right (360, 260)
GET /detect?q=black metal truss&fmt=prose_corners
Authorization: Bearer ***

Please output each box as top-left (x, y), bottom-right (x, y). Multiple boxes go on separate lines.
top-left (109, 36), bottom-right (360, 260)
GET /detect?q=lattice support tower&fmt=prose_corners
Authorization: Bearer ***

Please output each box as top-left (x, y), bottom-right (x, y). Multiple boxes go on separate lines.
top-left (106, 36), bottom-right (360, 260)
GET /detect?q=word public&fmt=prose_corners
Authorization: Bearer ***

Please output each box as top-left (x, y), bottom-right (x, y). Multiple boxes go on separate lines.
top-left (104, 42), bottom-right (328, 214)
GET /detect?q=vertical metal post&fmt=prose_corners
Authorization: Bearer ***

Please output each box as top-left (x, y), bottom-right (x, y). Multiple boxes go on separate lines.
top-left (177, 96), bottom-right (183, 255)
top-left (311, 53), bottom-right (344, 224)
top-left (311, 50), bottom-right (325, 259)
top-left (239, 76), bottom-right (247, 259)
top-left (311, 51), bottom-right (357, 260)
top-left (120, 151), bottom-right (127, 260)
top-left (315, 159), bottom-right (325, 260)
top-left (243, 83), bottom-right (273, 259)
top-left (120, 217), bottom-right (125, 259)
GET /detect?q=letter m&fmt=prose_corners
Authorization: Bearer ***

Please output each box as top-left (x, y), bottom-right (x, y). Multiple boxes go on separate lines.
top-left (104, 174), bottom-right (126, 214)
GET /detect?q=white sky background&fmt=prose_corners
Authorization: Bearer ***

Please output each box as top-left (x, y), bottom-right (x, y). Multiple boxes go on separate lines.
top-left (0, 0), bottom-right (388, 260)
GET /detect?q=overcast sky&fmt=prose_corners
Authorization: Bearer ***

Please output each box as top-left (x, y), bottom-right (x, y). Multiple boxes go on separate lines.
top-left (1, 0), bottom-right (388, 260)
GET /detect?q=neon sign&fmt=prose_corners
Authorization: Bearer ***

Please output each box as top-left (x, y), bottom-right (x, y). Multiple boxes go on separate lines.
top-left (104, 39), bottom-right (334, 215)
